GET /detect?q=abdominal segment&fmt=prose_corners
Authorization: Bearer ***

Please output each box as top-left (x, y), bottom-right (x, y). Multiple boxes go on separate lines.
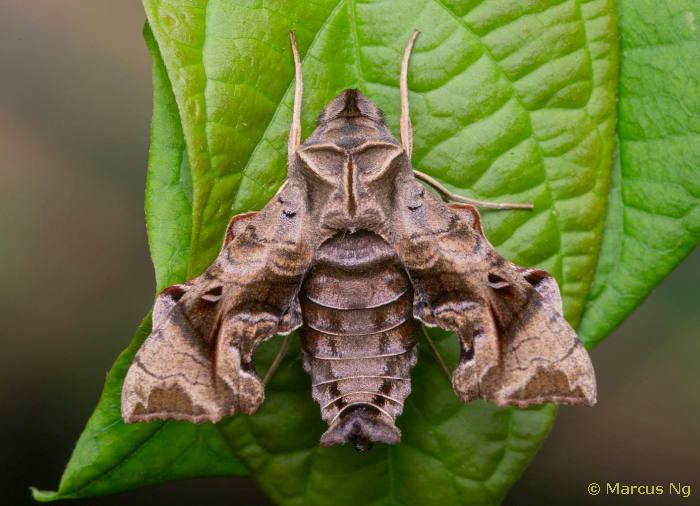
top-left (299, 231), bottom-right (419, 450)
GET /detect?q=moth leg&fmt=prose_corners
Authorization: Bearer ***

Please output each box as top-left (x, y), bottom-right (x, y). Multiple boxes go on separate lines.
top-left (413, 169), bottom-right (533, 210)
top-left (420, 325), bottom-right (451, 382)
top-left (262, 332), bottom-right (292, 385)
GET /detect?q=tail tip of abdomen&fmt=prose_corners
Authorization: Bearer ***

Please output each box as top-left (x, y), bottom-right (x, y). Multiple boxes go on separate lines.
top-left (319, 405), bottom-right (401, 451)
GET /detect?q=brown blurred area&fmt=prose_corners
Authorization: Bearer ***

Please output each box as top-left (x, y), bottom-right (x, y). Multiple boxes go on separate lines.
top-left (1, 2), bottom-right (697, 506)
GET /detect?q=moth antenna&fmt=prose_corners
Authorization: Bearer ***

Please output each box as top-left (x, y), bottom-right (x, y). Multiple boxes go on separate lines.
top-left (400, 30), bottom-right (419, 159)
top-left (288, 31), bottom-right (303, 159)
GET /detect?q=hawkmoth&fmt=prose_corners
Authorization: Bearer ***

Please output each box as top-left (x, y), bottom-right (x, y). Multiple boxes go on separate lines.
top-left (122, 32), bottom-right (596, 452)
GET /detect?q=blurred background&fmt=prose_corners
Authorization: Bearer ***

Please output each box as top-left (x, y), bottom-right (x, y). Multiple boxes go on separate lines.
top-left (1, 2), bottom-right (697, 505)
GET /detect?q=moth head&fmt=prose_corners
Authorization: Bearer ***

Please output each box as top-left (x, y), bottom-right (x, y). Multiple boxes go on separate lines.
top-left (291, 89), bottom-right (410, 233)
top-left (316, 88), bottom-right (384, 125)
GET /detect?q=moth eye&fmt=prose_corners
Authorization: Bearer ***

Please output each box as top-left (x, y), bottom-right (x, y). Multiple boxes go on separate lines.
top-left (201, 286), bottom-right (223, 303)
top-left (283, 209), bottom-right (297, 218)
top-left (487, 273), bottom-right (511, 290)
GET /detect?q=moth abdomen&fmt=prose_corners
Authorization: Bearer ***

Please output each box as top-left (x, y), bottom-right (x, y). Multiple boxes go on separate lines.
top-left (299, 231), bottom-right (419, 449)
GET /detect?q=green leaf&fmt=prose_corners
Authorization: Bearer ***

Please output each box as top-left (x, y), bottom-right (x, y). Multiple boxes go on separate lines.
top-left (32, 26), bottom-right (247, 502)
top-left (578, 0), bottom-right (700, 346)
top-left (43, 0), bottom-right (700, 503)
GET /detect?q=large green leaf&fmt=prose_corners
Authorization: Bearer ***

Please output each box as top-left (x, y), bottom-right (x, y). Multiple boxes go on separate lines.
top-left (579, 0), bottom-right (700, 346)
top-left (36, 0), bottom-right (700, 504)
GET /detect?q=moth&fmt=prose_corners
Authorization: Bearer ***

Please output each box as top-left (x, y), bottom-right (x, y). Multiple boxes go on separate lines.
top-left (122, 32), bottom-right (596, 452)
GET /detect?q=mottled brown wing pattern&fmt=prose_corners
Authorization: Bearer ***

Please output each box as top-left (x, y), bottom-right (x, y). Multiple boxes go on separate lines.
top-left (121, 194), bottom-right (314, 423)
top-left (394, 193), bottom-right (596, 407)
